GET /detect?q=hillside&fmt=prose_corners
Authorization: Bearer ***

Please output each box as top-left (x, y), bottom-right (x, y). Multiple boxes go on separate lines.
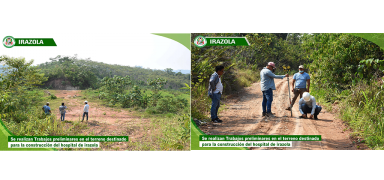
top-left (36, 55), bottom-right (190, 90)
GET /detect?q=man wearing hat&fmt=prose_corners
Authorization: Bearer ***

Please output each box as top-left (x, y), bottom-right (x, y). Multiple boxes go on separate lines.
top-left (42, 102), bottom-right (51, 115)
top-left (286, 65), bottom-right (311, 111)
top-left (299, 92), bottom-right (322, 120)
top-left (82, 101), bottom-right (89, 122)
top-left (260, 62), bottom-right (289, 117)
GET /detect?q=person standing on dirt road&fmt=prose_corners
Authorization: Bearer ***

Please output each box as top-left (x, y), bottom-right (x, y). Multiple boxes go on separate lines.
top-left (82, 101), bottom-right (89, 122)
top-left (286, 65), bottom-right (311, 111)
top-left (208, 65), bottom-right (224, 123)
top-left (299, 92), bottom-right (322, 120)
top-left (42, 102), bottom-right (51, 115)
top-left (260, 62), bottom-right (289, 117)
top-left (59, 103), bottom-right (67, 121)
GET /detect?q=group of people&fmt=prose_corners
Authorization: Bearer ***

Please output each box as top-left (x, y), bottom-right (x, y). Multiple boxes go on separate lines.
top-left (42, 101), bottom-right (90, 122)
top-left (208, 62), bottom-right (322, 123)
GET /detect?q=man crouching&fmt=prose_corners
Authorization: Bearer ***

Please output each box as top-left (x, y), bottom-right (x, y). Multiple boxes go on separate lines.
top-left (299, 92), bottom-right (322, 120)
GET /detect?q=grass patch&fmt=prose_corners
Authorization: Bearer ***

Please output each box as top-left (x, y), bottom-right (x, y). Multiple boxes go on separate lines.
top-left (313, 81), bottom-right (384, 149)
top-left (126, 113), bottom-right (190, 150)
top-left (235, 68), bottom-right (259, 87)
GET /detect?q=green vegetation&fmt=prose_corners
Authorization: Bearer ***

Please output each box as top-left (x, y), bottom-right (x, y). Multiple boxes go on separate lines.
top-left (192, 33), bottom-right (384, 149)
top-left (304, 34), bottom-right (384, 149)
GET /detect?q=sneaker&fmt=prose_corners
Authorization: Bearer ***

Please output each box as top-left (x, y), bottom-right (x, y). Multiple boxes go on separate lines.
top-left (212, 119), bottom-right (222, 123)
top-left (266, 113), bottom-right (275, 117)
top-left (314, 115), bottom-right (318, 120)
top-left (216, 118), bottom-right (223, 123)
top-left (262, 112), bottom-right (266, 117)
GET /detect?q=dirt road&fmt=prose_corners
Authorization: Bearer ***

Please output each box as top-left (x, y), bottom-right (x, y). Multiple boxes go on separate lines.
top-left (199, 77), bottom-right (359, 150)
top-left (53, 90), bottom-right (150, 150)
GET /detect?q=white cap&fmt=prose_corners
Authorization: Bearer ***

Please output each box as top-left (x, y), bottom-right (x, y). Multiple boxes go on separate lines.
top-left (84, 101), bottom-right (88, 103)
top-left (299, 65), bottom-right (304, 69)
top-left (303, 92), bottom-right (311, 102)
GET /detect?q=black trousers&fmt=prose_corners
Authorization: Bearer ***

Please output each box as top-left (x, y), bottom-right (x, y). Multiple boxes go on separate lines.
top-left (301, 104), bottom-right (322, 116)
top-left (82, 112), bottom-right (88, 121)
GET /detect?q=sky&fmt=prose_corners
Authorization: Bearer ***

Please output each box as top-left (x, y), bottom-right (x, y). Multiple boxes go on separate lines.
top-left (1, 33), bottom-right (190, 71)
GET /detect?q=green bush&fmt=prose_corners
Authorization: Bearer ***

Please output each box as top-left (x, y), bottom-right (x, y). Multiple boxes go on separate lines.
top-left (156, 95), bottom-right (177, 113)
top-left (50, 94), bottom-right (57, 99)
top-left (145, 107), bottom-right (157, 114)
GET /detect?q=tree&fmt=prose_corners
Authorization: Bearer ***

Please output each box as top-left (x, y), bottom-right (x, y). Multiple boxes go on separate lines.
top-left (101, 75), bottom-right (132, 94)
top-left (0, 56), bottom-right (47, 122)
top-left (147, 78), bottom-right (167, 106)
top-left (165, 68), bottom-right (175, 75)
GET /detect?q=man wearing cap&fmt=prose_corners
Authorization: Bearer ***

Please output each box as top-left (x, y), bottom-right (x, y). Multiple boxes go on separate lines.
top-left (82, 101), bottom-right (89, 122)
top-left (42, 102), bottom-right (51, 115)
top-left (260, 62), bottom-right (289, 117)
top-left (299, 92), bottom-right (322, 120)
top-left (286, 65), bottom-right (311, 111)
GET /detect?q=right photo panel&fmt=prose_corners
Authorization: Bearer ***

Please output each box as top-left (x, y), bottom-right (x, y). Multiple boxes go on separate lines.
top-left (191, 33), bottom-right (384, 150)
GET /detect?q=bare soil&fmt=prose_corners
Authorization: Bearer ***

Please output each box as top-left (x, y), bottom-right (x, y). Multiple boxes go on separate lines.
top-left (199, 77), bottom-right (364, 150)
top-left (53, 90), bottom-right (151, 150)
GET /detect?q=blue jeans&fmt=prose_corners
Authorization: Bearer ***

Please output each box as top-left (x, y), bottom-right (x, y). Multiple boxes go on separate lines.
top-left (210, 92), bottom-right (221, 120)
top-left (301, 104), bottom-right (322, 116)
top-left (82, 112), bottom-right (88, 121)
top-left (60, 113), bottom-right (65, 121)
top-left (262, 88), bottom-right (273, 113)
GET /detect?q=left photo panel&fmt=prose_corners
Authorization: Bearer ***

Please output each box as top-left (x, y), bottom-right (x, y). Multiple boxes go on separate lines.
top-left (0, 33), bottom-right (191, 151)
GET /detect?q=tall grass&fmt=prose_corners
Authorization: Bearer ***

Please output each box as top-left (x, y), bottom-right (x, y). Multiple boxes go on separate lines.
top-left (3, 108), bottom-right (87, 136)
top-left (127, 113), bottom-right (190, 150)
top-left (191, 68), bottom-right (260, 120)
top-left (339, 81), bottom-right (384, 149)
top-left (235, 68), bottom-right (259, 87)
top-left (191, 82), bottom-right (211, 120)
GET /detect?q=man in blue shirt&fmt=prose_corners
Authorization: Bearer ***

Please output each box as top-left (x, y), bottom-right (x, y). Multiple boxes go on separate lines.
top-left (260, 62), bottom-right (289, 117)
top-left (59, 103), bottom-right (67, 121)
top-left (42, 102), bottom-right (51, 115)
top-left (286, 65), bottom-right (310, 111)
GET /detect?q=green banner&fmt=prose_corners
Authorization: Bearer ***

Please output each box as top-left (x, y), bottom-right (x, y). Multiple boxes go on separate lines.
top-left (206, 37), bottom-right (249, 46)
top-left (199, 135), bottom-right (321, 141)
top-left (8, 136), bottom-right (128, 142)
top-left (15, 38), bottom-right (57, 46)
top-left (193, 36), bottom-right (249, 48)
top-left (3, 36), bottom-right (57, 48)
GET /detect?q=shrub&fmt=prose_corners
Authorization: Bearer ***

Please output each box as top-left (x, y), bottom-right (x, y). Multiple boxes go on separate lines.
top-left (145, 107), bottom-right (157, 114)
top-left (50, 94), bottom-right (57, 99)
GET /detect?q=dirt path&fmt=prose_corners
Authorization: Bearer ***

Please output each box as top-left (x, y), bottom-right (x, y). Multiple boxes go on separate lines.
top-left (53, 90), bottom-right (150, 150)
top-left (199, 77), bottom-right (357, 150)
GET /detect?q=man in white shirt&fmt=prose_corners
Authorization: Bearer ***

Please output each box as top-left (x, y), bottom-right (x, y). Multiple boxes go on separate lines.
top-left (82, 101), bottom-right (89, 122)
top-left (208, 65), bottom-right (224, 123)
top-left (299, 92), bottom-right (322, 120)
